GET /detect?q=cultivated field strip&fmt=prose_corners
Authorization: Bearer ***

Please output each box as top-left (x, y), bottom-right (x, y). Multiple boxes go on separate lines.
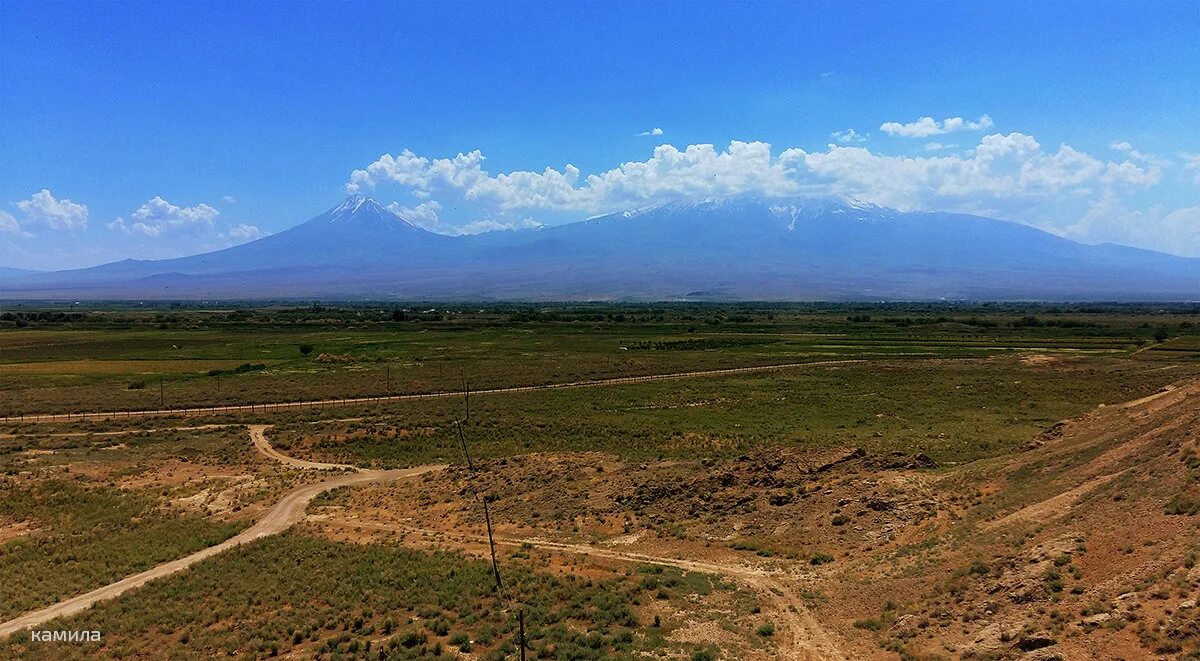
top-left (1, 359), bottom-right (864, 424)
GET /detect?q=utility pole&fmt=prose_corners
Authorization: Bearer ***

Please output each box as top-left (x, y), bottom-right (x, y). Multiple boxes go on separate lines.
top-left (482, 494), bottom-right (502, 594)
top-left (455, 421), bottom-right (474, 470)
top-left (461, 371), bottom-right (470, 422)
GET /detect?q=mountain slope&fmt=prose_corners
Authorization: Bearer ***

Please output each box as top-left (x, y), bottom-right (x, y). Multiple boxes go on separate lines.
top-left (3, 196), bottom-right (1196, 300)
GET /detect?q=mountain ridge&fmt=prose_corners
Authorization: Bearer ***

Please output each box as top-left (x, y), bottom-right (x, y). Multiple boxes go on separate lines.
top-left (3, 196), bottom-right (1196, 301)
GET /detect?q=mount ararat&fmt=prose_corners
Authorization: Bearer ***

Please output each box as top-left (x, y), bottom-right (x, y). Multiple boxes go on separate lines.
top-left (4, 196), bottom-right (1196, 301)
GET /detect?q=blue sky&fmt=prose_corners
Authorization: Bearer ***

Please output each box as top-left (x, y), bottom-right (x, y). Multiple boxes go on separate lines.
top-left (2, 1), bottom-right (1198, 269)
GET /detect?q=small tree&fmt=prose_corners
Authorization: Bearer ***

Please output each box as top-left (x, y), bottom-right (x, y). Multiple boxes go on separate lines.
top-left (1153, 328), bottom-right (1169, 343)
top-left (299, 344), bottom-right (314, 356)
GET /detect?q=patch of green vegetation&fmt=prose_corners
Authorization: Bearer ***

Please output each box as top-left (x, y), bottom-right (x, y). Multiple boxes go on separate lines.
top-left (0, 479), bottom-right (246, 620)
top-left (261, 352), bottom-right (1189, 470)
top-left (0, 426), bottom-right (252, 472)
top-left (2, 302), bottom-right (1195, 416)
top-left (1164, 493), bottom-right (1200, 515)
top-left (0, 531), bottom-right (745, 660)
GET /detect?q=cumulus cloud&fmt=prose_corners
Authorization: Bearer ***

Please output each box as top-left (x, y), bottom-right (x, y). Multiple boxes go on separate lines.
top-left (343, 132), bottom-right (1184, 250)
top-left (802, 132), bottom-right (1161, 212)
top-left (637, 127), bottom-right (665, 137)
top-left (384, 200), bottom-right (541, 236)
top-left (830, 128), bottom-right (867, 144)
top-left (354, 134), bottom-right (1157, 214)
top-left (225, 223), bottom-right (264, 241)
top-left (385, 200), bottom-right (444, 231)
top-left (0, 210), bottom-right (22, 235)
top-left (351, 141), bottom-right (807, 214)
top-left (11, 189), bottom-right (89, 231)
top-left (108, 197), bottom-right (219, 236)
top-left (880, 114), bottom-right (994, 138)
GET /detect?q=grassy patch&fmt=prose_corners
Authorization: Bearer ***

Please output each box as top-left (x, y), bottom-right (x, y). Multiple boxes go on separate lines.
top-left (0, 479), bottom-right (246, 620)
top-left (0, 531), bottom-right (748, 660)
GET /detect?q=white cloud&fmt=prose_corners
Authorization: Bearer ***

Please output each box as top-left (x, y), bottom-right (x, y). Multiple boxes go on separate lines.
top-left (1061, 197), bottom-right (1200, 257)
top-left (880, 114), bottom-right (994, 138)
top-left (0, 210), bottom-right (22, 235)
top-left (386, 200), bottom-right (444, 231)
top-left (351, 141), bottom-right (806, 214)
top-left (637, 127), bottom-right (665, 137)
top-left (384, 200), bottom-right (541, 235)
top-left (830, 128), bottom-right (867, 144)
top-left (344, 132), bottom-right (1183, 250)
top-left (458, 217), bottom-right (544, 235)
top-left (801, 132), bottom-right (1160, 212)
top-left (924, 142), bottom-right (953, 151)
top-left (108, 197), bottom-right (219, 236)
top-left (222, 195), bottom-right (237, 204)
top-left (225, 223), bottom-right (264, 241)
top-left (1181, 152), bottom-right (1200, 184)
top-left (12, 189), bottom-right (89, 231)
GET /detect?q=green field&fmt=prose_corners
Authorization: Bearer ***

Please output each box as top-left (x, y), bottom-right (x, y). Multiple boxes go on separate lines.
top-left (1, 303), bottom-right (1195, 416)
top-left (269, 355), bottom-right (1196, 468)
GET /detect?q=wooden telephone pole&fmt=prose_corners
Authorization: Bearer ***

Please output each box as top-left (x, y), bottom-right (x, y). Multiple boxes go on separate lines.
top-left (456, 373), bottom-right (523, 654)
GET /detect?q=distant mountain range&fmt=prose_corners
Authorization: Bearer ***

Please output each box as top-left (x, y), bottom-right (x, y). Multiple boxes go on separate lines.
top-left (3, 195), bottom-right (1197, 301)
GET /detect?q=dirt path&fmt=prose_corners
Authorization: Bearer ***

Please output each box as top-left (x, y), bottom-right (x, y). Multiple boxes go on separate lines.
top-left (316, 519), bottom-right (848, 660)
top-left (0, 427), bottom-right (445, 639)
top-left (2, 359), bottom-right (864, 424)
top-left (248, 424), bottom-right (358, 471)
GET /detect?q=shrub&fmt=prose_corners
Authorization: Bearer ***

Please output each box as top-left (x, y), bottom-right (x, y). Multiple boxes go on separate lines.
top-left (1164, 494), bottom-right (1200, 515)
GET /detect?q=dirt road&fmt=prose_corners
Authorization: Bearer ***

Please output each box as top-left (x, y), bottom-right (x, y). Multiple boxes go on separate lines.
top-left (0, 428), bottom-right (444, 639)
top-left (2, 359), bottom-right (865, 424)
top-left (248, 424), bottom-right (359, 470)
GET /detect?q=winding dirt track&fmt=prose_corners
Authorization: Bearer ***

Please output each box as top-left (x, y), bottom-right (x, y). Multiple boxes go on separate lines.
top-left (2, 359), bottom-right (864, 424)
top-left (248, 424), bottom-right (358, 471)
top-left (0, 428), bottom-right (444, 639)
